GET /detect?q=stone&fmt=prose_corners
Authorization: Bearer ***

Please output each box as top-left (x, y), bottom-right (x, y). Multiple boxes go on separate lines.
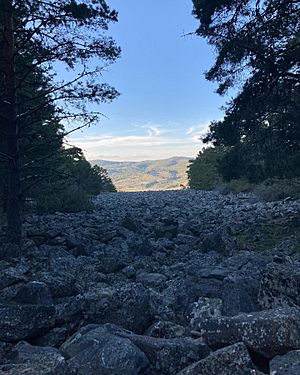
top-left (33, 253), bottom-right (78, 298)
top-left (177, 342), bottom-right (260, 375)
top-left (106, 324), bottom-right (210, 375)
top-left (60, 324), bottom-right (149, 375)
top-left (58, 282), bottom-right (153, 334)
top-left (13, 281), bottom-right (53, 305)
top-left (221, 276), bottom-right (260, 316)
top-left (0, 341), bottom-right (69, 375)
top-left (195, 307), bottom-right (300, 358)
top-left (136, 272), bottom-right (167, 288)
top-left (188, 297), bottom-right (222, 330)
top-left (258, 262), bottom-right (300, 309)
top-left (0, 304), bottom-right (55, 342)
top-left (270, 350), bottom-right (300, 375)
top-left (0, 260), bottom-right (29, 289)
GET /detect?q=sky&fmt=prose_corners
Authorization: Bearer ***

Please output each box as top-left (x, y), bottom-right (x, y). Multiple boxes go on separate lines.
top-left (67, 0), bottom-right (228, 162)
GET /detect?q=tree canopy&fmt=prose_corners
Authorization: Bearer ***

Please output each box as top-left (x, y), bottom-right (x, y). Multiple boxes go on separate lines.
top-left (192, 0), bottom-right (300, 182)
top-left (0, 0), bottom-right (120, 243)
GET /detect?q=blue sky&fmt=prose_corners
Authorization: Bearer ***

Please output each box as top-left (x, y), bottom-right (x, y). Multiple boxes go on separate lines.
top-left (68, 0), bottom-right (228, 161)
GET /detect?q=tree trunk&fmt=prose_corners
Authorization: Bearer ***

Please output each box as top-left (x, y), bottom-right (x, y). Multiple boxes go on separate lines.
top-left (2, 0), bottom-right (22, 245)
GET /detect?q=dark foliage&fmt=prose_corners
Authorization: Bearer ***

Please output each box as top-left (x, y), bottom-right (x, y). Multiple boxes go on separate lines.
top-left (192, 0), bottom-right (300, 182)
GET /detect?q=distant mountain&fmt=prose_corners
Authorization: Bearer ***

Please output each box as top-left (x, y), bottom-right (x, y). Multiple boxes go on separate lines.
top-left (91, 157), bottom-right (192, 191)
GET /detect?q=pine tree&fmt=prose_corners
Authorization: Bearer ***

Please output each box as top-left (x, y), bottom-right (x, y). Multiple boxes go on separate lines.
top-left (0, 0), bottom-right (120, 244)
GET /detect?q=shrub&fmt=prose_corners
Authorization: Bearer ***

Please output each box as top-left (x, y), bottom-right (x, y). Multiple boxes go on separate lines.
top-left (254, 178), bottom-right (300, 201)
top-left (35, 183), bottom-right (93, 213)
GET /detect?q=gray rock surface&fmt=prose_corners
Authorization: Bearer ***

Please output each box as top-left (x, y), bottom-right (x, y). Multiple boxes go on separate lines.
top-left (196, 307), bottom-right (300, 358)
top-left (177, 342), bottom-right (260, 375)
top-left (270, 350), bottom-right (300, 374)
top-left (0, 341), bottom-right (69, 375)
top-left (0, 304), bottom-right (56, 342)
top-left (60, 324), bottom-right (149, 375)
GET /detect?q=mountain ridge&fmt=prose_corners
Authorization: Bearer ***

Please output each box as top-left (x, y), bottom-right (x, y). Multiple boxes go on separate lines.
top-left (91, 156), bottom-right (192, 191)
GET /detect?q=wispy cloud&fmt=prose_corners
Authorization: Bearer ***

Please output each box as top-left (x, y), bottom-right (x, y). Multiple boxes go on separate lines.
top-left (68, 121), bottom-right (207, 161)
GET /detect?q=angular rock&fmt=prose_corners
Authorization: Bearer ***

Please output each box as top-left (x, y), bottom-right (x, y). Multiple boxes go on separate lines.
top-left (221, 276), bottom-right (260, 316)
top-left (188, 297), bottom-right (222, 330)
top-left (107, 324), bottom-right (210, 375)
top-left (0, 304), bottom-right (55, 342)
top-left (0, 341), bottom-right (69, 375)
top-left (13, 281), bottom-right (53, 305)
top-left (60, 324), bottom-right (149, 375)
top-left (258, 262), bottom-right (300, 309)
top-left (0, 260), bottom-right (29, 289)
top-left (32, 253), bottom-right (78, 298)
top-left (177, 342), bottom-right (260, 375)
top-left (136, 272), bottom-right (167, 288)
top-left (196, 307), bottom-right (300, 358)
top-left (270, 350), bottom-right (300, 375)
top-left (58, 282), bottom-right (153, 334)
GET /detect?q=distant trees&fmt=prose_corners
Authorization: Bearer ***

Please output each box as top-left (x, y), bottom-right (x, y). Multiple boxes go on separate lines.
top-left (187, 147), bottom-right (226, 190)
top-left (192, 0), bottom-right (300, 182)
top-left (0, 0), bottom-right (120, 244)
top-left (31, 147), bottom-right (116, 213)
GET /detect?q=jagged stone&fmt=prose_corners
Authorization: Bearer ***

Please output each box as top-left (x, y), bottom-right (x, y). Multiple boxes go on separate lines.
top-left (270, 350), bottom-right (300, 375)
top-left (195, 307), bottom-right (300, 358)
top-left (60, 324), bottom-right (149, 375)
top-left (0, 341), bottom-right (69, 375)
top-left (177, 342), bottom-right (260, 375)
top-left (0, 304), bottom-right (56, 342)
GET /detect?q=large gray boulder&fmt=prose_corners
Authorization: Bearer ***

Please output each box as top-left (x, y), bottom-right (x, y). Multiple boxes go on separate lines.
top-left (195, 307), bottom-right (300, 358)
top-left (60, 324), bottom-right (149, 375)
top-left (0, 304), bottom-right (56, 342)
top-left (58, 282), bottom-right (153, 334)
top-left (177, 342), bottom-right (261, 375)
top-left (106, 324), bottom-right (210, 375)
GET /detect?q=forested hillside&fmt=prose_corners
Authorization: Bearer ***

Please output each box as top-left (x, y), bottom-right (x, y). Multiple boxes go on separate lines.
top-left (93, 157), bottom-right (190, 191)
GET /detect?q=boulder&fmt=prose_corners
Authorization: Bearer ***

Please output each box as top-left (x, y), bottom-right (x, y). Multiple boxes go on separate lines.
top-left (0, 304), bottom-right (55, 342)
top-left (188, 297), bottom-right (222, 331)
top-left (32, 252), bottom-right (78, 298)
top-left (195, 307), bottom-right (300, 358)
top-left (270, 350), bottom-right (300, 375)
top-left (13, 281), bottom-right (53, 305)
top-left (177, 342), bottom-right (260, 375)
top-left (0, 341), bottom-right (69, 375)
top-left (58, 282), bottom-right (153, 334)
top-left (221, 276), bottom-right (260, 316)
top-left (106, 324), bottom-right (210, 375)
top-left (258, 262), bottom-right (300, 309)
top-left (60, 324), bottom-right (149, 375)
top-left (136, 272), bottom-right (167, 288)
top-left (0, 260), bottom-right (29, 289)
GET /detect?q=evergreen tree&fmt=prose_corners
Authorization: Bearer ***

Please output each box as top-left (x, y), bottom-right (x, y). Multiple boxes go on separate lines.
top-left (192, 0), bottom-right (300, 182)
top-left (0, 0), bottom-right (120, 244)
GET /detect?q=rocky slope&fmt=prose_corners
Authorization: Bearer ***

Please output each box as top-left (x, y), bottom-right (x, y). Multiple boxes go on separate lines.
top-left (0, 190), bottom-right (300, 374)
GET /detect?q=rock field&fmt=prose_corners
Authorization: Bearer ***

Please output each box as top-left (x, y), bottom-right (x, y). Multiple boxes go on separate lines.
top-left (0, 189), bottom-right (300, 374)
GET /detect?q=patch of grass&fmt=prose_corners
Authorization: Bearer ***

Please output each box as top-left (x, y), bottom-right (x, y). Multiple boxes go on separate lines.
top-left (236, 223), bottom-right (300, 252)
top-left (254, 178), bottom-right (300, 201)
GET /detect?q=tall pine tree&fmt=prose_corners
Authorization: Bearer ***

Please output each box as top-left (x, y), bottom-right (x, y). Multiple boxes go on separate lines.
top-left (0, 0), bottom-right (120, 244)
